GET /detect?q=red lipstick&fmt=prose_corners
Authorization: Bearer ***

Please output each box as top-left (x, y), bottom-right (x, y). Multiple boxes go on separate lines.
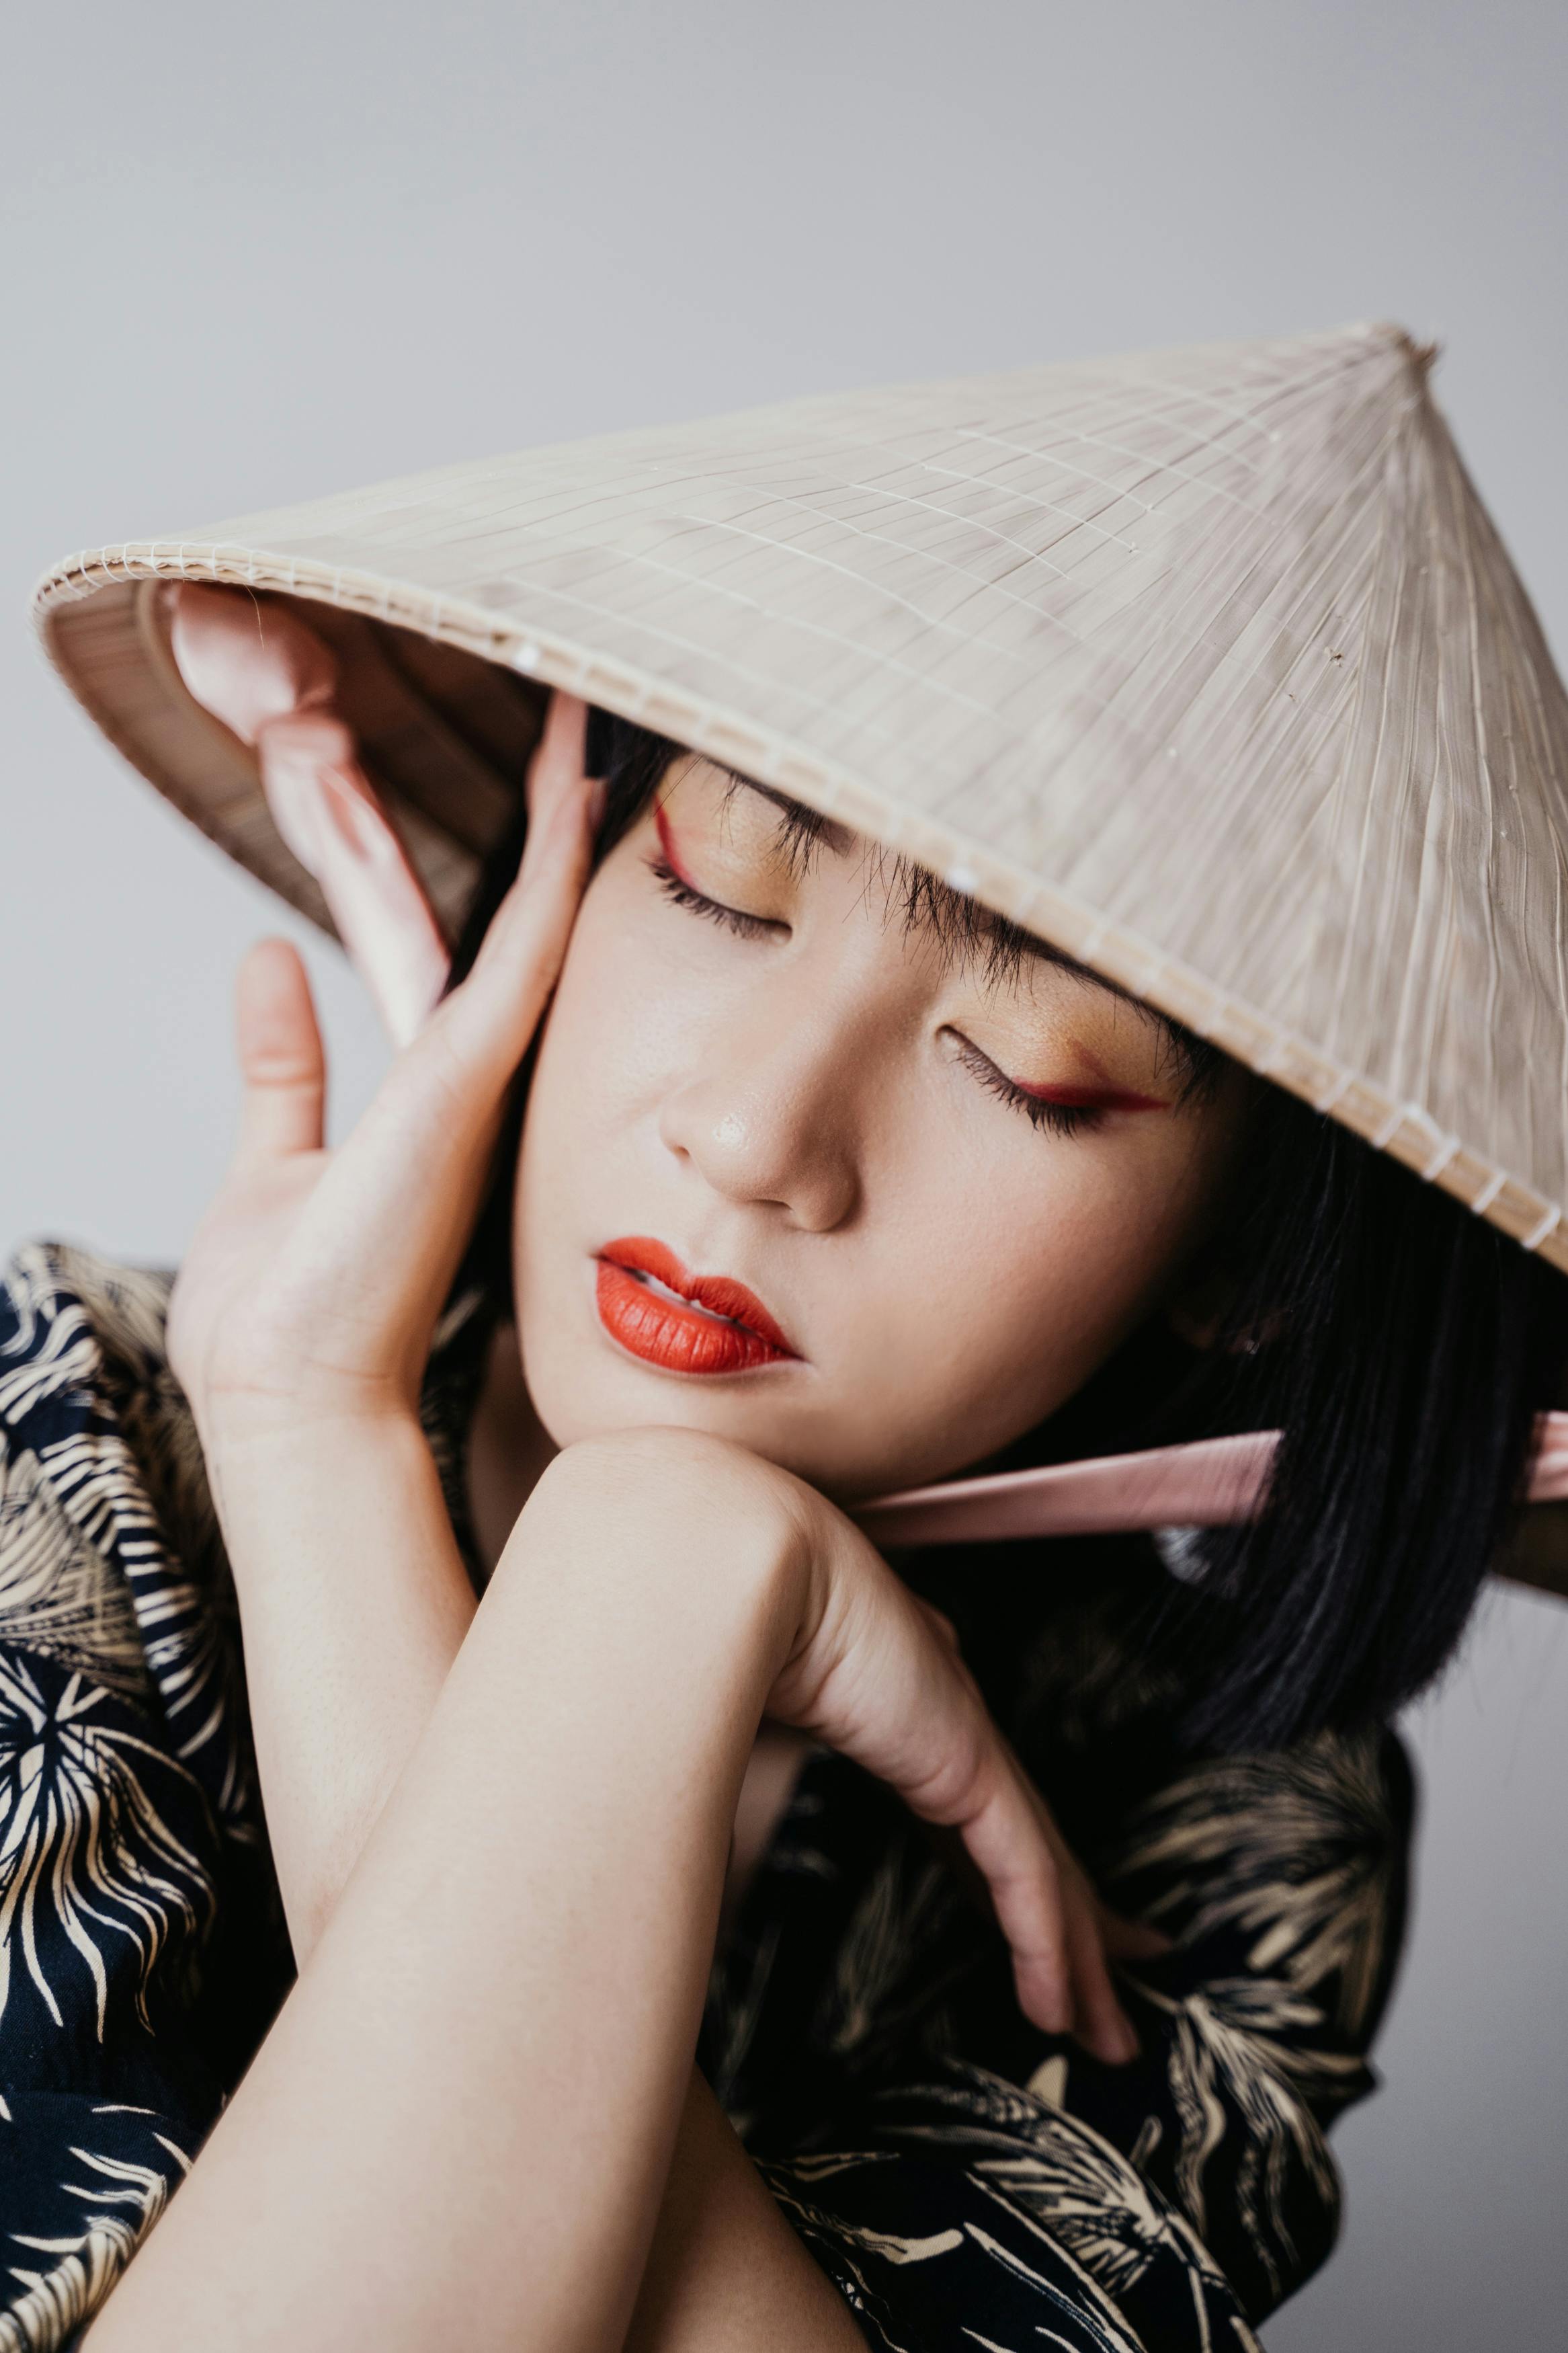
top-left (595, 1236), bottom-right (800, 1375)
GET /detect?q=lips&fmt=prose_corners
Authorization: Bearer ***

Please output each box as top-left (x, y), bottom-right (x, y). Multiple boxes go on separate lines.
top-left (595, 1236), bottom-right (799, 1375)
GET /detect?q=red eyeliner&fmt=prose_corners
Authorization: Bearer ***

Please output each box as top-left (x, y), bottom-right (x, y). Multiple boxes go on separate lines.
top-left (653, 802), bottom-right (695, 887)
top-left (1014, 1080), bottom-right (1171, 1113)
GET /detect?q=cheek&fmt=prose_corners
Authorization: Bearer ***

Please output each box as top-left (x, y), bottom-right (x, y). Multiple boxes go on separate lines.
top-left (511, 865), bottom-right (729, 1338)
top-left (516, 877), bottom-right (667, 1214)
top-left (866, 1136), bottom-right (1210, 1470)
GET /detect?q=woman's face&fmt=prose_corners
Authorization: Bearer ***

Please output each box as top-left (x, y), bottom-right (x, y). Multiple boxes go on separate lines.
top-left (515, 756), bottom-right (1248, 1501)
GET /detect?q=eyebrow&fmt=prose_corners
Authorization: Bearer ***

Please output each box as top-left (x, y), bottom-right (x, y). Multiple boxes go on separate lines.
top-left (723, 772), bottom-right (1221, 1101)
top-left (729, 774), bottom-right (857, 863)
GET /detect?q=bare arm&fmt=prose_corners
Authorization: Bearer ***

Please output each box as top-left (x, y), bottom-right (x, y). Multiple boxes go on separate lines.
top-left (88, 1433), bottom-right (878, 2352)
top-left (195, 1404), bottom-right (861, 2351)
top-left (212, 1412), bottom-right (474, 1958)
top-left (625, 2072), bottom-right (864, 2352)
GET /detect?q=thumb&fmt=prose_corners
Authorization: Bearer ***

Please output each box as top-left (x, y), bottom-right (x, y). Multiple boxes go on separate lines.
top-left (234, 939), bottom-right (327, 1164)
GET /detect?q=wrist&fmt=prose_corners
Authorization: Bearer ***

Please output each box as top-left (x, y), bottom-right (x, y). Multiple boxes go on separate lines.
top-left (203, 1405), bottom-right (441, 1561)
top-left (202, 1391), bottom-right (426, 1470)
top-left (513, 1428), bottom-right (810, 1675)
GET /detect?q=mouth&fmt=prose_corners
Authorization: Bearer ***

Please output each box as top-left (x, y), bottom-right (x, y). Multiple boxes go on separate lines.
top-left (594, 1236), bottom-right (800, 1375)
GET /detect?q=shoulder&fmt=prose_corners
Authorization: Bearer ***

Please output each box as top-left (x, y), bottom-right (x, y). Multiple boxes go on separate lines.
top-left (1, 1236), bottom-right (178, 1422)
top-left (1, 1235), bottom-right (218, 1572)
top-left (0, 1238), bottom-right (228, 1734)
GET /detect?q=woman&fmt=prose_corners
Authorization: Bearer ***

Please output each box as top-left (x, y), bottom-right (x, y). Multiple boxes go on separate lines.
top-left (6, 321), bottom-right (1567, 2350)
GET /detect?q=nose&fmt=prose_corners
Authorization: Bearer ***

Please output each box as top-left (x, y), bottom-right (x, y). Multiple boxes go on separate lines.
top-left (657, 996), bottom-right (864, 1233)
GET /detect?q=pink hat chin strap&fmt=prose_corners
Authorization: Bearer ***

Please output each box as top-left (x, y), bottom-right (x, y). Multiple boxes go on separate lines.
top-left (854, 1413), bottom-right (1568, 1548)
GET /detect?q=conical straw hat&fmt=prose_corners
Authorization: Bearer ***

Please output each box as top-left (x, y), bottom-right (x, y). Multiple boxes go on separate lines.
top-left (31, 321), bottom-right (1568, 1274)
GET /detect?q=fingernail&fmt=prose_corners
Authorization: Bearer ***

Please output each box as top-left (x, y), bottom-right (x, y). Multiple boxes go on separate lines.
top-left (1103, 2016), bottom-right (1139, 2065)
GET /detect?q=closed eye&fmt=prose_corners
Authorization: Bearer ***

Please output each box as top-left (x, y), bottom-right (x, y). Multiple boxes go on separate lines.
top-left (649, 801), bottom-right (788, 942)
top-left (950, 1035), bottom-right (1169, 1135)
top-left (650, 856), bottom-right (784, 941)
top-left (949, 1035), bottom-right (1105, 1137)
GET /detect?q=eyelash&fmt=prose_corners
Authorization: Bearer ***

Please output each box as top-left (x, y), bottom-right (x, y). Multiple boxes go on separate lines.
top-left (650, 855), bottom-right (1103, 1141)
top-left (950, 1037), bottom-right (1106, 1138)
top-left (649, 858), bottom-right (781, 942)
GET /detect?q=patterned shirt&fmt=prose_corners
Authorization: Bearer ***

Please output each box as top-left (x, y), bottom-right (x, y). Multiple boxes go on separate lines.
top-left (0, 1242), bottom-right (1411, 2351)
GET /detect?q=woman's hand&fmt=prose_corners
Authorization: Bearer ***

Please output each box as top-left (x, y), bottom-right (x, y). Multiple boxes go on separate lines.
top-left (166, 686), bottom-right (597, 1462)
top-left (528, 1428), bottom-right (1160, 2064)
top-left (764, 1454), bottom-right (1163, 2061)
top-left (161, 674), bottom-right (599, 1956)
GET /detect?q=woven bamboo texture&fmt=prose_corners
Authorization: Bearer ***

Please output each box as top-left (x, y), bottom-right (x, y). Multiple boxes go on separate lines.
top-left (32, 321), bottom-right (1568, 1273)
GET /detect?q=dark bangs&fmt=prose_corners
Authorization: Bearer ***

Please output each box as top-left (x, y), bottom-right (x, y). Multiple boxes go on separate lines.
top-left (448, 713), bottom-right (1568, 1755)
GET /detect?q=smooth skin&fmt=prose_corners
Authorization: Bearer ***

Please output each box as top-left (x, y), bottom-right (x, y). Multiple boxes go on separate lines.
top-left (89, 676), bottom-right (1244, 2349)
top-left (517, 750), bottom-right (1247, 1497)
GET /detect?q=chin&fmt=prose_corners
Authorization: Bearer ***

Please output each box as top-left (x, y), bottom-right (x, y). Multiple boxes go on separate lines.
top-left (519, 1320), bottom-right (836, 1491)
top-left (520, 1316), bottom-right (753, 1446)
top-left (513, 1268), bottom-right (981, 1501)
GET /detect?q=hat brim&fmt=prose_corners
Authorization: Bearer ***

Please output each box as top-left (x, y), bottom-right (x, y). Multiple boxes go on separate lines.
top-left (36, 545), bottom-right (1568, 1280)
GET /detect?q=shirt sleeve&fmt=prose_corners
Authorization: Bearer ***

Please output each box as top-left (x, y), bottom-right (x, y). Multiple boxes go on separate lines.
top-left (0, 1245), bottom-right (284, 2350)
top-left (713, 1554), bottom-right (1413, 2352)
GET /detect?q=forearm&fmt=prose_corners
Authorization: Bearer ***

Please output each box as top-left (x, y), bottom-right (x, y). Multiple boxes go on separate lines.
top-left (208, 1421), bottom-right (858, 2348)
top-left (627, 2072), bottom-right (864, 2352)
top-left (210, 1412), bottom-right (477, 1959)
top-left (91, 1437), bottom-right (807, 2353)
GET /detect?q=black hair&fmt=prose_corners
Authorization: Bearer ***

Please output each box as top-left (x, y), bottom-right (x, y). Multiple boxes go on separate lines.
top-left (1144, 1092), bottom-right (1563, 1747)
top-left (448, 713), bottom-right (1567, 1755)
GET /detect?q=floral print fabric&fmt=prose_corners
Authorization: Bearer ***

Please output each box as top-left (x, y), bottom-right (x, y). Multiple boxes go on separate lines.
top-left (0, 1242), bottom-right (1410, 2350)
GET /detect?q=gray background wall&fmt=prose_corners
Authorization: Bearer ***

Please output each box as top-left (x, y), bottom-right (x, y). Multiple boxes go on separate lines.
top-left (3, 5), bottom-right (1564, 2342)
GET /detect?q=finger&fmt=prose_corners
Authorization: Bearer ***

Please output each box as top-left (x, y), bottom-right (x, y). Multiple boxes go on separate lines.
top-left (955, 1761), bottom-right (1076, 2036)
top-left (1098, 1904), bottom-right (1174, 1962)
top-left (456, 693), bottom-right (598, 1046)
top-left (966, 1757), bottom-right (1141, 2057)
top-left (1059, 1880), bottom-right (1140, 2065)
top-left (234, 939), bottom-right (327, 1163)
top-left (257, 717), bottom-right (451, 1047)
top-left (252, 701), bottom-right (595, 1336)
top-left (496, 692), bottom-right (596, 920)
top-left (776, 1543), bottom-right (1076, 2037)
top-left (525, 690), bottom-right (591, 829)
top-left (968, 1776), bottom-right (1139, 2057)
top-left (503, 691), bottom-right (595, 899)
